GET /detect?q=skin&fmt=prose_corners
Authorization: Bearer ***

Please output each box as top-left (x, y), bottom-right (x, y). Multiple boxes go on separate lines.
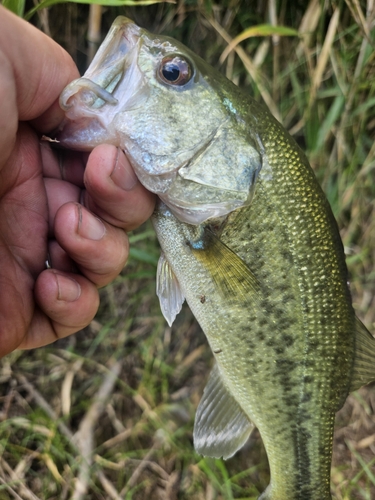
top-left (0, 7), bottom-right (155, 357)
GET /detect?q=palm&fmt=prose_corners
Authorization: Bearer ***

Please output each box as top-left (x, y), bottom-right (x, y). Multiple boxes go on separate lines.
top-left (0, 125), bottom-right (48, 347)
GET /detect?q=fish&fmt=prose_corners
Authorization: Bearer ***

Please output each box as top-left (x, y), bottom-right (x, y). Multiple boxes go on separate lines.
top-left (56, 16), bottom-right (375, 500)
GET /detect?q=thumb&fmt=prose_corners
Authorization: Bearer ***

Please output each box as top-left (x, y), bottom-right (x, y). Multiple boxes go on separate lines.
top-left (0, 7), bottom-right (78, 131)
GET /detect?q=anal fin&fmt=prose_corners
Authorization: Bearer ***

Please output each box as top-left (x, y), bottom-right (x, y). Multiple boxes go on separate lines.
top-left (194, 363), bottom-right (254, 460)
top-left (350, 317), bottom-right (375, 393)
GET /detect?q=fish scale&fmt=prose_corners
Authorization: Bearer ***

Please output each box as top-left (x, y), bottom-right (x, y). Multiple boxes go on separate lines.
top-left (152, 113), bottom-right (354, 499)
top-left (57, 16), bottom-right (375, 499)
top-left (222, 119), bottom-right (353, 498)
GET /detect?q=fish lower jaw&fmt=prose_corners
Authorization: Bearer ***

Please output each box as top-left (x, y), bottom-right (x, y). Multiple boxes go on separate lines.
top-left (56, 116), bottom-right (116, 151)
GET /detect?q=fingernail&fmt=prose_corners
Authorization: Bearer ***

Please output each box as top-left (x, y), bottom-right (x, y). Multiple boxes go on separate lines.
top-left (110, 148), bottom-right (138, 191)
top-left (77, 205), bottom-right (106, 240)
top-left (55, 273), bottom-right (81, 302)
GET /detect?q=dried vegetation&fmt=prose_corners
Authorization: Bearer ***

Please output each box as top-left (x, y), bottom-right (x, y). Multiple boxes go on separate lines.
top-left (1, 0), bottom-right (375, 498)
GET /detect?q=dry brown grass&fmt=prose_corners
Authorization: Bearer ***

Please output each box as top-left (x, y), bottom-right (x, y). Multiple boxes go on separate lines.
top-left (1, 0), bottom-right (375, 498)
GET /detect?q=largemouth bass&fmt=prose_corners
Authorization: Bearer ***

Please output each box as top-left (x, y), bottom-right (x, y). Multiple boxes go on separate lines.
top-left (56, 17), bottom-right (375, 500)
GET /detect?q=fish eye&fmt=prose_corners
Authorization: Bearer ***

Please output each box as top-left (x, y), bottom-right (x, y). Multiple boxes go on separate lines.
top-left (158, 56), bottom-right (193, 86)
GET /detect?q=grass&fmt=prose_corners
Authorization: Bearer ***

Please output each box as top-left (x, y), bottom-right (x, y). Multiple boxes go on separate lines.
top-left (1, 0), bottom-right (375, 498)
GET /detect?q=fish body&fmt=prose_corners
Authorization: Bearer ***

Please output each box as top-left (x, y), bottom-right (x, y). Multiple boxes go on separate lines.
top-left (57, 17), bottom-right (375, 500)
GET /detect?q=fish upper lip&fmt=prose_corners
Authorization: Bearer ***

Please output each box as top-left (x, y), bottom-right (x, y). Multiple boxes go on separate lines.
top-left (59, 16), bottom-right (141, 113)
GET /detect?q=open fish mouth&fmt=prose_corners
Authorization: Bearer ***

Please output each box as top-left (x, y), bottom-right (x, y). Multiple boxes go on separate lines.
top-left (56, 17), bottom-right (145, 150)
top-left (60, 16), bottom-right (141, 112)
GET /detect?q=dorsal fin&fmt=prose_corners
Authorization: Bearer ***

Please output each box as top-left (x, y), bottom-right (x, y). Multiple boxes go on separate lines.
top-left (350, 317), bottom-right (375, 393)
top-left (156, 252), bottom-right (185, 326)
top-left (194, 363), bottom-right (254, 460)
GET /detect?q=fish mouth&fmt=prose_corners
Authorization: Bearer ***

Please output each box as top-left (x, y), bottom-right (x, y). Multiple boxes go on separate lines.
top-left (60, 17), bottom-right (140, 112)
top-left (56, 17), bottom-right (145, 149)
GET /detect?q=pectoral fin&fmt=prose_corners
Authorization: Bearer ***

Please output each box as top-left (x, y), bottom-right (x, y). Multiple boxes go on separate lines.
top-left (156, 252), bottom-right (185, 326)
top-left (194, 363), bottom-right (254, 460)
top-left (189, 228), bottom-right (260, 304)
top-left (350, 317), bottom-right (375, 393)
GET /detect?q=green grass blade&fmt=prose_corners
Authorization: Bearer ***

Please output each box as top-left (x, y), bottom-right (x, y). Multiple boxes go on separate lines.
top-left (346, 440), bottom-right (375, 485)
top-left (2, 0), bottom-right (25, 16)
top-left (221, 24), bottom-right (299, 62)
top-left (128, 247), bottom-right (159, 266)
top-left (315, 93), bottom-right (345, 152)
top-left (25, 0), bottom-right (173, 21)
top-left (239, 24), bottom-right (299, 38)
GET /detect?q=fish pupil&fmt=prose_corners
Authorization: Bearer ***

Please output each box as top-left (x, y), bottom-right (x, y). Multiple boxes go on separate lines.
top-left (162, 63), bottom-right (180, 82)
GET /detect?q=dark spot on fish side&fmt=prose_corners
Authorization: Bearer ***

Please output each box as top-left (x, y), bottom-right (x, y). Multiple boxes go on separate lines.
top-left (200, 295), bottom-right (206, 303)
top-left (273, 308), bottom-right (284, 318)
top-left (304, 360), bottom-right (315, 368)
top-left (277, 283), bottom-right (290, 292)
top-left (308, 340), bottom-right (319, 350)
top-left (299, 410), bottom-right (312, 422)
top-left (283, 293), bottom-right (295, 303)
top-left (256, 331), bottom-right (265, 341)
top-left (274, 346), bottom-right (285, 355)
top-left (280, 249), bottom-right (294, 264)
top-left (275, 359), bottom-right (298, 371)
top-left (301, 392), bottom-right (312, 403)
top-left (283, 394), bottom-right (300, 406)
top-left (282, 334), bottom-right (294, 347)
top-left (278, 316), bottom-right (295, 330)
top-left (256, 260), bottom-right (265, 270)
top-left (260, 300), bottom-right (273, 313)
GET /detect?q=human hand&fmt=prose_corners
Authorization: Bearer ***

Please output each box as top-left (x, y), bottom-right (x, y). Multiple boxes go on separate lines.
top-left (0, 7), bottom-right (155, 357)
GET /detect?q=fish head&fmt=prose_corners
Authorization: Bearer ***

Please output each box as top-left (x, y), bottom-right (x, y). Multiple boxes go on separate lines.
top-left (57, 16), bottom-right (262, 224)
